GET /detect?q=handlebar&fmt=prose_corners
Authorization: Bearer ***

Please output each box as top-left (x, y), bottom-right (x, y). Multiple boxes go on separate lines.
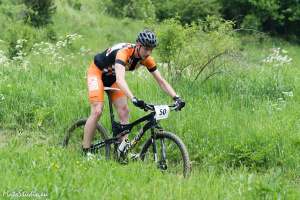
top-left (143, 103), bottom-right (177, 112)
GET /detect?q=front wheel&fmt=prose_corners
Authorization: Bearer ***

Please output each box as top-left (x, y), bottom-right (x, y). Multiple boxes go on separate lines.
top-left (140, 131), bottom-right (191, 178)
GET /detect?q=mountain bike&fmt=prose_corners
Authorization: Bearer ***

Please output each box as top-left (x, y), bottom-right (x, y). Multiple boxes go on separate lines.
top-left (62, 87), bottom-right (191, 177)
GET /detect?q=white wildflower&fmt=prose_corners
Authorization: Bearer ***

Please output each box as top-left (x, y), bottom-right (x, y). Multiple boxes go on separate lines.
top-left (30, 33), bottom-right (82, 64)
top-left (15, 44), bottom-right (22, 49)
top-left (282, 91), bottom-right (293, 97)
top-left (263, 47), bottom-right (292, 66)
top-left (0, 93), bottom-right (5, 101)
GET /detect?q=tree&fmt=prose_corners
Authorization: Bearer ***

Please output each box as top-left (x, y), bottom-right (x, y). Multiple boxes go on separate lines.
top-left (220, 0), bottom-right (300, 41)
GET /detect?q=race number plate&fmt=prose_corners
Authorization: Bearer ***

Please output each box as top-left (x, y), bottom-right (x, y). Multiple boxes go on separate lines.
top-left (154, 105), bottom-right (170, 120)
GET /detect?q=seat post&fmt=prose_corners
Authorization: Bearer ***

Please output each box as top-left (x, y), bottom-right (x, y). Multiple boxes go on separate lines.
top-left (104, 87), bottom-right (120, 129)
top-left (106, 91), bottom-right (115, 126)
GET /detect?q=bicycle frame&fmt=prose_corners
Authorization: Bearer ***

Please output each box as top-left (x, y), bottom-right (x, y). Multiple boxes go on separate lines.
top-left (92, 91), bottom-right (162, 159)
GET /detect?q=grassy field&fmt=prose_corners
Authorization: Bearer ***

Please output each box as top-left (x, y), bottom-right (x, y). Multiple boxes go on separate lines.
top-left (1, 1), bottom-right (300, 199)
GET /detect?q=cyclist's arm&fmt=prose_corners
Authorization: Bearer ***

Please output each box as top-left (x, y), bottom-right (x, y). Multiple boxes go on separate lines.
top-left (115, 63), bottom-right (134, 99)
top-left (151, 70), bottom-right (177, 98)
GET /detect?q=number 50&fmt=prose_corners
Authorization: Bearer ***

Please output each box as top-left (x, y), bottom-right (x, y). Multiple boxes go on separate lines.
top-left (160, 109), bottom-right (167, 115)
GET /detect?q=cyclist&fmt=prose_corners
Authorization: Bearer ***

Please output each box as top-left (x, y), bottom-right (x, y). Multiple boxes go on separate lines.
top-left (82, 30), bottom-right (185, 155)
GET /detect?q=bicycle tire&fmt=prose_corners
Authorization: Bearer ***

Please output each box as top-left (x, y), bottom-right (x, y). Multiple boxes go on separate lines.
top-left (140, 131), bottom-right (191, 177)
top-left (62, 118), bottom-right (110, 157)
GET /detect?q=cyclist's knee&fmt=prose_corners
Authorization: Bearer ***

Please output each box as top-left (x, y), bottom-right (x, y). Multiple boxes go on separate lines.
top-left (118, 105), bottom-right (129, 120)
top-left (91, 102), bottom-right (104, 119)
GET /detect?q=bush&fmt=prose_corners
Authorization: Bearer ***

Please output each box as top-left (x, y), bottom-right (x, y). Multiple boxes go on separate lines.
top-left (220, 0), bottom-right (300, 41)
top-left (241, 14), bottom-right (263, 31)
top-left (0, 1), bottom-right (26, 21)
top-left (152, 0), bottom-right (221, 24)
top-left (102, 0), bottom-right (155, 20)
top-left (5, 22), bottom-right (38, 59)
top-left (102, 0), bottom-right (129, 17)
top-left (155, 17), bottom-right (239, 82)
top-left (23, 0), bottom-right (56, 27)
top-left (156, 18), bottom-right (187, 73)
top-left (123, 0), bottom-right (155, 20)
top-left (67, 0), bottom-right (82, 10)
top-left (45, 26), bottom-right (57, 42)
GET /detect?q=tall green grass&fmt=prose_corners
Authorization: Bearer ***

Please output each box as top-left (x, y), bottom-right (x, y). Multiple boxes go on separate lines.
top-left (1, 132), bottom-right (300, 199)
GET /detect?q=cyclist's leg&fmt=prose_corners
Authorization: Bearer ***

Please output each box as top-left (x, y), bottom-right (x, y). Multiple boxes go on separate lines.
top-left (110, 84), bottom-right (130, 159)
top-left (110, 82), bottom-right (129, 140)
top-left (110, 83), bottom-right (129, 124)
top-left (83, 63), bottom-right (105, 149)
top-left (83, 102), bottom-right (104, 148)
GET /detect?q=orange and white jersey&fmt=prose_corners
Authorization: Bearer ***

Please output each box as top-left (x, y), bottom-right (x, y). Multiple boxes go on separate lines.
top-left (94, 43), bottom-right (157, 73)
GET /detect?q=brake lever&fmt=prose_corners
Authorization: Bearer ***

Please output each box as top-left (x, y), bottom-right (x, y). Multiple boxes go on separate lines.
top-left (169, 104), bottom-right (177, 111)
top-left (144, 104), bottom-right (177, 112)
top-left (144, 104), bottom-right (154, 112)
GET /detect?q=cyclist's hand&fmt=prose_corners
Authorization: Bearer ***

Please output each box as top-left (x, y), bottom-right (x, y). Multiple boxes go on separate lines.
top-left (173, 95), bottom-right (185, 111)
top-left (131, 97), bottom-right (146, 110)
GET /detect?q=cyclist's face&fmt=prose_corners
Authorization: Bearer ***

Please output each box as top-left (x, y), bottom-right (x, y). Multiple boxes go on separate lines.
top-left (138, 45), bottom-right (153, 59)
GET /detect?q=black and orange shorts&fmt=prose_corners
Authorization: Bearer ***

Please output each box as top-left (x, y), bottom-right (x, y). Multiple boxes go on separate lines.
top-left (87, 62), bottom-right (125, 103)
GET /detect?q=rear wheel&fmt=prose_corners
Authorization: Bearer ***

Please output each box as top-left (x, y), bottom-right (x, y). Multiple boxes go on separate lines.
top-left (140, 131), bottom-right (191, 177)
top-left (62, 119), bottom-right (110, 159)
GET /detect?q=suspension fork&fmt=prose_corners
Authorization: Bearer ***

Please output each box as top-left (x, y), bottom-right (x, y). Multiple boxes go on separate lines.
top-left (161, 136), bottom-right (166, 161)
top-left (155, 125), bottom-right (166, 161)
top-left (151, 127), bottom-right (167, 169)
top-left (151, 127), bottom-right (158, 163)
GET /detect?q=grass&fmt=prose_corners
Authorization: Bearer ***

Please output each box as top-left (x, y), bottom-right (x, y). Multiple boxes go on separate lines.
top-left (1, 131), bottom-right (299, 200)
top-left (1, 0), bottom-right (300, 199)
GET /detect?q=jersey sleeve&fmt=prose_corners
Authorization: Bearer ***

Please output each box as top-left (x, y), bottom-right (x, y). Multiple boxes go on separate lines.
top-left (115, 49), bottom-right (130, 66)
top-left (141, 56), bottom-right (157, 72)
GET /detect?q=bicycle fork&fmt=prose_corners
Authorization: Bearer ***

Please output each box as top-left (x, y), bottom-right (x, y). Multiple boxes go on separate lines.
top-left (151, 128), bottom-right (167, 170)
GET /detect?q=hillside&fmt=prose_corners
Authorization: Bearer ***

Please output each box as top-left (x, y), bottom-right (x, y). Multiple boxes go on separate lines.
top-left (1, 0), bottom-right (300, 199)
